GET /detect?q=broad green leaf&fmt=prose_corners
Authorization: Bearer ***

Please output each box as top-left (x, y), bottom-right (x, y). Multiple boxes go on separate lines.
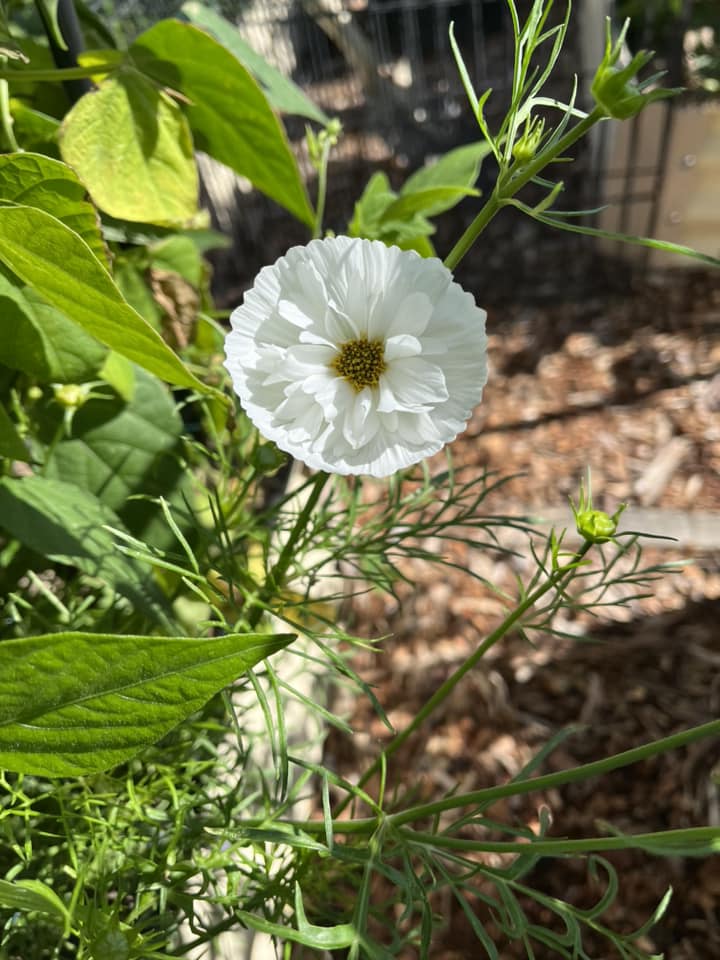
top-left (99, 351), bottom-right (136, 402)
top-left (130, 20), bottom-right (314, 226)
top-left (150, 234), bottom-right (204, 288)
top-left (0, 878), bottom-right (69, 925)
top-left (181, 2), bottom-right (329, 124)
top-left (59, 67), bottom-right (198, 225)
top-left (8, 100), bottom-right (60, 156)
top-left (0, 475), bottom-right (170, 623)
top-left (402, 141), bottom-right (492, 195)
top-left (113, 254), bottom-right (162, 327)
top-left (0, 152), bottom-right (108, 266)
top-left (397, 234), bottom-right (436, 257)
top-left (348, 171), bottom-right (396, 237)
top-left (45, 367), bottom-right (191, 548)
top-left (76, 46), bottom-right (125, 79)
top-left (0, 402), bottom-right (29, 461)
top-left (0, 262), bottom-right (107, 382)
top-left (0, 204), bottom-right (212, 393)
top-left (348, 172), bottom-right (440, 255)
top-left (382, 185), bottom-right (479, 222)
top-left (0, 629), bottom-right (294, 776)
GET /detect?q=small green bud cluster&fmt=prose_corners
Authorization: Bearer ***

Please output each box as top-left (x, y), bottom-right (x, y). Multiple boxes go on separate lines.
top-left (307, 118), bottom-right (342, 170)
top-left (591, 18), bottom-right (682, 121)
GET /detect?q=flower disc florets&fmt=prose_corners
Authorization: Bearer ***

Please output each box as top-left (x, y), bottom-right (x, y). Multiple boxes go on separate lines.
top-left (224, 236), bottom-right (488, 477)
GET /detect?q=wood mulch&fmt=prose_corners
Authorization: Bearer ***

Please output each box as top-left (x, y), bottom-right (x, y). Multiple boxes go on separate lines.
top-left (324, 266), bottom-right (720, 958)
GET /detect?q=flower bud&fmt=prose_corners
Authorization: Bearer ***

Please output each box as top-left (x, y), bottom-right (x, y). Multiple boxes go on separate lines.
top-left (512, 115), bottom-right (545, 164)
top-left (52, 383), bottom-right (89, 410)
top-left (574, 505), bottom-right (625, 544)
top-left (570, 475), bottom-right (626, 544)
top-left (591, 18), bottom-right (681, 121)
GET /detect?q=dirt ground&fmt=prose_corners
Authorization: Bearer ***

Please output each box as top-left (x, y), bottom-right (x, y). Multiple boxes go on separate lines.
top-left (324, 265), bottom-right (720, 958)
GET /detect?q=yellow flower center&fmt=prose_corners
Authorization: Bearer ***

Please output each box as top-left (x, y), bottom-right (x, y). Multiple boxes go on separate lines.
top-left (332, 338), bottom-right (387, 392)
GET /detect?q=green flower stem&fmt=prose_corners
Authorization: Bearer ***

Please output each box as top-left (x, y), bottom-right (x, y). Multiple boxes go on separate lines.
top-left (0, 76), bottom-right (18, 151)
top-left (229, 716), bottom-right (720, 840)
top-left (312, 136), bottom-right (332, 240)
top-left (0, 65), bottom-right (99, 82)
top-left (333, 540), bottom-right (594, 817)
top-left (443, 106), bottom-right (605, 272)
top-left (388, 716), bottom-right (720, 829)
top-left (245, 470), bottom-right (330, 629)
top-left (397, 825), bottom-right (720, 857)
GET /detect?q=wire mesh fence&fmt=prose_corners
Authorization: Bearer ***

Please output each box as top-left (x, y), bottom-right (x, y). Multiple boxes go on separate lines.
top-left (88, 0), bottom-right (717, 300)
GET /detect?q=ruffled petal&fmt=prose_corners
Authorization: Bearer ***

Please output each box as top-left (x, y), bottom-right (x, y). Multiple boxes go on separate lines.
top-left (224, 236), bottom-right (488, 477)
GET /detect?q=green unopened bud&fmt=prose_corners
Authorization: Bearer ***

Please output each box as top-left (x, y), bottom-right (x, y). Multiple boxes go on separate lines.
top-left (574, 506), bottom-right (625, 543)
top-left (512, 115), bottom-right (545, 163)
top-left (51, 380), bottom-right (105, 436)
top-left (570, 474), bottom-right (626, 544)
top-left (52, 383), bottom-right (89, 409)
top-left (591, 18), bottom-right (682, 120)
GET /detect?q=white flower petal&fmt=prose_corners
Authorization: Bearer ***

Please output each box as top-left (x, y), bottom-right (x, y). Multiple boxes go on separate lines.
top-left (382, 358), bottom-right (449, 411)
top-left (224, 237), bottom-right (488, 477)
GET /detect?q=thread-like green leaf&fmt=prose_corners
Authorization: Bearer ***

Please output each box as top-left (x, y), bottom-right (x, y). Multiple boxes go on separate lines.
top-left (0, 630), bottom-right (294, 776)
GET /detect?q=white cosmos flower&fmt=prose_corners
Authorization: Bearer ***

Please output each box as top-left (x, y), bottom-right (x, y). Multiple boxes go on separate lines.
top-left (224, 236), bottom-right (488, 478)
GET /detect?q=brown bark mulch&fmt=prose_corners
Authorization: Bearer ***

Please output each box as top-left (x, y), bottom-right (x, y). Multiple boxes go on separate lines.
top-left (324, 267), bottom-right (720, 959)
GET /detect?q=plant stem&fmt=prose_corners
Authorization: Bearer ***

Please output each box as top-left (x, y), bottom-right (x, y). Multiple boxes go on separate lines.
top-left (245, 470), bottom-right (330, 629)
top-left (389, 716), bottom-right (720, 828)
top-left (0, 65), bottom-right (100, 82)
top-left (312, 136), bottom-right (332, 240)
top-left (333, 540), bottom-right (593, 817)
top-left (443, 107), bottom-right (605, 272)
top-left (0, 77), bottom-right (18, 151)
top-left (396, 824), bottom-right (720, 857)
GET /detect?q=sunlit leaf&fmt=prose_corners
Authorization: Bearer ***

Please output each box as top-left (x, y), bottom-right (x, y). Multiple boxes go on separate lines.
top-left (401, 141), bottom-right (492, 195)
top-left (130, 19), bottom-right (314, 226)
top-left (181, 2), bottom-right (329, 124)
top-left (0, 152), bottom-right (108, 266)
top-left (0, 204), bottom-right (212, 393)
top-left (0, 629), bottom-right (294, 776)
top-left (59, 68), bottom-right (198, 225)
top-left (0, 878), bottom-right (69, 926)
